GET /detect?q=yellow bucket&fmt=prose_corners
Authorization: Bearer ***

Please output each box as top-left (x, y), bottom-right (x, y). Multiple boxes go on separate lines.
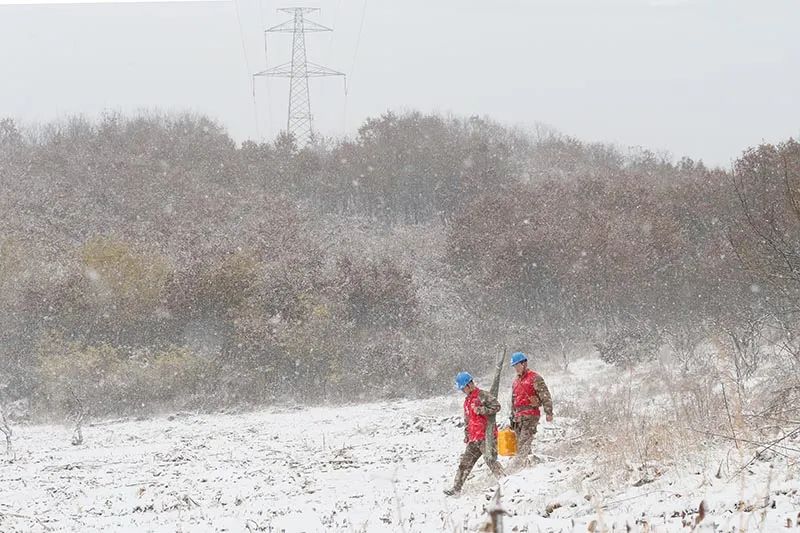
top-left (498, 428), bottom-right (517, 456)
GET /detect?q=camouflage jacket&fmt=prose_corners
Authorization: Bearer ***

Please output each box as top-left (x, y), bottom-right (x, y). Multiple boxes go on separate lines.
top-left (464, 388), bottom-right (501, 442)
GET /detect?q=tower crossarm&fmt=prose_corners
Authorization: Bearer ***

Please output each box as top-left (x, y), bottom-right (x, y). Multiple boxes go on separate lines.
top-left (254, 63), bottom-right (293, 77)
top-left (266, 19), bottom-right (333, 33)
top-left (254, 63), bottom-right (343, 78)
top-left (277, 7), bottom-right (319, 14)
top-left (305, 62), bottom-right (345, 77)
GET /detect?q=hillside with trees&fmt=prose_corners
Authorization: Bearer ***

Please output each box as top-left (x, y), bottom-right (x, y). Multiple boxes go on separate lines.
top-left (0, 112), bottom-right (798, 420)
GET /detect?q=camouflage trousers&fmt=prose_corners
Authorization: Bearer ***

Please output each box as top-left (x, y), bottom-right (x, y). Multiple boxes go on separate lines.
top-left (509, 415), bottom-right (539, 470)
top-left (452, 439), bottom-right (506, 492)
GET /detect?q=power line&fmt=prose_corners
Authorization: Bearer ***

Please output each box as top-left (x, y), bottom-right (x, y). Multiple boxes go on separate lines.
top-left (324, 0), bottom-right (343, 65)
top-left (344, 0), bottom-right (367, 135)
top-left (232, 0), bottom-right (261, 140)
top-left (257, 0), bottom-right (273, 138)
top-left (350, 0), bottom-right (368, 82)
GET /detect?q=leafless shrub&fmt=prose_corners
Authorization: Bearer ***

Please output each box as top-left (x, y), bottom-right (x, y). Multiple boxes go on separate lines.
top-left (661, 322), bottom-right (708, 374)
top-left (595, 324), bottom-right (661, 367)
top-left (712, 314), bottom-right (771, 396)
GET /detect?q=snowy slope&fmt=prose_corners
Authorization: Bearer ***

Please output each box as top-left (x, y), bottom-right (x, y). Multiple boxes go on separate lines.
top-left (1, 358), bottom-right (798, 532)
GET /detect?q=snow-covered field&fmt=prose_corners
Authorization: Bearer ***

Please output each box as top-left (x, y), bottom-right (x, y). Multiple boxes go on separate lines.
top-left (2, 358), bottom-right (798, 532)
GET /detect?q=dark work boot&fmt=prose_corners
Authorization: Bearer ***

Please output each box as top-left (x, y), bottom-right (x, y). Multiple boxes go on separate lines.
top-left (446, 468), bottom-right (467, 496)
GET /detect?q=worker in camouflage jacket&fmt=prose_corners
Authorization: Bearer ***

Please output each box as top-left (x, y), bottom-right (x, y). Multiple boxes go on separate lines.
top-left (508, 351), bottom-right (553, 470)
top-left (444, 372), bottom-right (506, 496)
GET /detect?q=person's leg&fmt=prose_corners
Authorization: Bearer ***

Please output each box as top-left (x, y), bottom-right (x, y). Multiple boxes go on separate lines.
top-left (517, 415), bottom-right (539, 456)
top-left (509, 415), bottom-right (539, 470)
top-left (446, 441), bottom-right (482, 494)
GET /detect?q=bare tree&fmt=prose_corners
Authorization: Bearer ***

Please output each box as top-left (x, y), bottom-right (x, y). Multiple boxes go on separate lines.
top-left (69, 389), bottom-right (86, 446)
top-left (0, 405), bottom-right (13, 460)
top-left (730, 140), bottom-right (800, 299)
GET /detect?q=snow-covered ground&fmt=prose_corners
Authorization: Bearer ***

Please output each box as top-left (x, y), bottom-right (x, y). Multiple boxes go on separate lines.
top-left (1, 358), bottom-right (798, 532)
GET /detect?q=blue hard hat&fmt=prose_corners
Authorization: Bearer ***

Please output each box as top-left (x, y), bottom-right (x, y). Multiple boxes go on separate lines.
top-left (510, 352), bottom-right (528, 366)
top-left (455, 371), bottom-right (473, 390)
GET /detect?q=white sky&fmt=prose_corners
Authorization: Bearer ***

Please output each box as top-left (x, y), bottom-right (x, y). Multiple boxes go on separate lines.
top-left (1, 0), bottom-right (798, 165)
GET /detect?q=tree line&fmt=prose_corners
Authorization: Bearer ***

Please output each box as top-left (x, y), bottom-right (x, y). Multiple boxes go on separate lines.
top-left (0, 112), bottom-right (797, 417)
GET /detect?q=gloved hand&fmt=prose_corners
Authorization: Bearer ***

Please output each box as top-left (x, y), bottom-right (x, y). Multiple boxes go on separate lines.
top-left (509, 415), bottom-right (517, 432)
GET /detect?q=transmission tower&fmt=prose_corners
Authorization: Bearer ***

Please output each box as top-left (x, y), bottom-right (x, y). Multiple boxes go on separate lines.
top-left (255, 7), bottom-right (345, 145)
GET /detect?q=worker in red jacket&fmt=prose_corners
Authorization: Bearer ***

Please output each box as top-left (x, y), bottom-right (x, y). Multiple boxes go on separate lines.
top-left (509, 351), bottom-right (554, 470)
top-left (444, 372), bottom-right (506, 496)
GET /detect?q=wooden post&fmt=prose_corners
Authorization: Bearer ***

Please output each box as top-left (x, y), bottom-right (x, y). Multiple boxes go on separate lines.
top-left (485, 486), bottom-right (507, 533)
top-left (485, 347), bottom-right (506, 462)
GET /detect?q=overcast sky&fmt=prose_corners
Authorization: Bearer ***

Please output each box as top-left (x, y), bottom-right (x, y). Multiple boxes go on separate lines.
top-left (1, 0), bottom-right (798, 165)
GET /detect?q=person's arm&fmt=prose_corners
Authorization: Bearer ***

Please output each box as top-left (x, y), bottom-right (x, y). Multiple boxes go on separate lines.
top-left (475, 391), bottom-right (501, 416)
top-left (534, 374), bottom-right (554, 421)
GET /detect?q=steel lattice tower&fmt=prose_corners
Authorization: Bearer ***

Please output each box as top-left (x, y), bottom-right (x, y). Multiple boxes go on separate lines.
top-left (255, 7), bottom-right (344, 145)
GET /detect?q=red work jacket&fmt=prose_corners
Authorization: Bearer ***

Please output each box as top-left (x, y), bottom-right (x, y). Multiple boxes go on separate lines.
top-left (512, 369), bottom-right (541, 417)
top-left (464, 388), bottom-right (498, 442)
